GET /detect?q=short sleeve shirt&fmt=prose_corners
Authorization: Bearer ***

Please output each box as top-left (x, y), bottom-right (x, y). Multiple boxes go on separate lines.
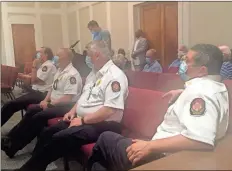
top-left (76, 60), bottom-right (129, 123)
top-left (143, 60), bottom-right (163, 73)
top-left (152, 76), bottom-right (229, 146)
top-left (50, 63), bottom-right (82, 103)
top-left (32, 60), bottom-right (57, 92)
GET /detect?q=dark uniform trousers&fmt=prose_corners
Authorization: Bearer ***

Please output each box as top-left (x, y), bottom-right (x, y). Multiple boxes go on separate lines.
top-left (5, 103), bottom-right (75, 155)
top-left (19, 121), bottom-right (121, 171)
top-left (87, 132), bottom-right (165, 171)
top-left (1, 90), bottom-right (47, 126)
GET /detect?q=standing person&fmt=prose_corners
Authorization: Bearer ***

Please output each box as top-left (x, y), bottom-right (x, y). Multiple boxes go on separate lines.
top-left (88, 20), bottom-right (111, 51)
top-left (1, 48), bottom-right (83, 158)
top-left (87, 44), bottom-right (229, 171)
top-left (1, 47), bottom-right (57, 126)
top-left (16, 40), bottom-right (129, 171)
top-left (143, 49), bottom-right (162, 73)
top-left (131, 29), bottom-right (148, 71)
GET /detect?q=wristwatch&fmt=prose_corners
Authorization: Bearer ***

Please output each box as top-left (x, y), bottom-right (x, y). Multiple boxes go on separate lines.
top-left (47, 102), bottom-right (54, 108)
top-left (81, 117), bottom-right (86, 125)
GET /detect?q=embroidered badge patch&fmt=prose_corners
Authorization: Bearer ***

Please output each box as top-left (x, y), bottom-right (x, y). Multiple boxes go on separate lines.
top-left (70, 77), bottom-right (76, 84)
top-left (111, 81), bottom-right (121, 92)
top-left (42, 66), bottom-right (47, 72)
top-left (190, 98), bottom-right (206, 116)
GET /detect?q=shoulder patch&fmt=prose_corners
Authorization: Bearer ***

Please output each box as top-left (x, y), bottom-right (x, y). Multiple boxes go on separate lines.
top-left (42, 66), bottom-right (47, 72)
top-left (111, 81), bottom-right (121, 92)
top-left (70, 77), bottom-right (76, 85)
top-left (190, 98), bottom-right (206, 116)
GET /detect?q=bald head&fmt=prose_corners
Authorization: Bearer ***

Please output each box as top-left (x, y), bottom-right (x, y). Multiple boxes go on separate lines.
top-left (57, 48), bottom-right (73, 69)
top-left (146, 49), bottom-right (157, 61)
top-left (218, 45), bottom-right (231, 61)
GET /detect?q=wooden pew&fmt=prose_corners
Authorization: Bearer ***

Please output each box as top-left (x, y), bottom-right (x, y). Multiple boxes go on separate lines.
top-left (133, 135), bottom-right (232, 170)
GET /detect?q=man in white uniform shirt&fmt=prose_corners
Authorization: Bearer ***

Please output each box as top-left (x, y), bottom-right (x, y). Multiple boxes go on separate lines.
top-left (85, 44), bottom-right (229, 171)
top-left (1, 47), bottom-right (57, 126)
top-left (17, 40), bottom-right (129, 171)
top-left (2, 48), bottom-right (82, 158)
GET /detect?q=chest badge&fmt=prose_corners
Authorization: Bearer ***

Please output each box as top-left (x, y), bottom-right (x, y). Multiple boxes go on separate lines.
top-left (190, 98), bottom-right (206, 116)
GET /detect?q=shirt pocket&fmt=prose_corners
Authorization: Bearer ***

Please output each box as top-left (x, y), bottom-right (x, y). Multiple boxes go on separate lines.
top-left (91, 86), bottom-right (101, 97)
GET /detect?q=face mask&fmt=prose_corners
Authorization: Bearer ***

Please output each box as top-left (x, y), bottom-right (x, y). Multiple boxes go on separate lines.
top-left (35, 52), bottom-right (41, 59)
top-left (85, 56), bottom-right (93, 69)
top-left (145, 57), bottom-right (151, 64)
top-left (52, 56), bottom-right (59, 65)
top-left (178, 61), bottom-right (190, 81)
top-left (92, 31), bottom-right (99, 36)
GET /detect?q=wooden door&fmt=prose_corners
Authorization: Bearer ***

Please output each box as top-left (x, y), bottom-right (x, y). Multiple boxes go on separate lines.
top-left (140, 2), bottom-right (178, 67)
top-left (12, 24), bottom-right (36, 68)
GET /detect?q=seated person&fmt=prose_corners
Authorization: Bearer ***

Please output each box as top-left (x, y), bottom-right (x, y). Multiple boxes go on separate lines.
top-left (169, 45), bottom-right (188, 68)
top-left (143, 49), bottom-right (162, 73)
top-left (86, 44), bottom-right (229, 171)
top-left (113, 54), bottom-right (127, 70)
top-left (1, 48), bottom-right (83, 158)
top-left (1, 47), bottom-right (57, 126)
top-left (219, 45), bottom-right (232, 79)
top-left (117, 48), bottom-right (131, 70)
top-left (16, 40), bottom-right (129, 171)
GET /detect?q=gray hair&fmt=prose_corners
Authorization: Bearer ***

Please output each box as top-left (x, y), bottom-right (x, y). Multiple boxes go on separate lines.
top-left (85, 40), bottom-right (111, 60)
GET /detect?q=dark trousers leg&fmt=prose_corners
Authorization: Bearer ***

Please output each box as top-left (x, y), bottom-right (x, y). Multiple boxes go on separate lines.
top-left (7, 105), bottom-right (42, 139)
top-left (88, 131), bottom-right (133, 171)
top-left (21, 122), bottom-right (122, 171)
top-left (8, 105), bottom-right (73, 153)
top-left (1, 91), bottom-right (47, 126)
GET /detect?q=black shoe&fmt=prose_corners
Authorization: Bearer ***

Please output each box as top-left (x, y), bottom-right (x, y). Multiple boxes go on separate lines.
top-left (1, 136), bottom-right (16, 158)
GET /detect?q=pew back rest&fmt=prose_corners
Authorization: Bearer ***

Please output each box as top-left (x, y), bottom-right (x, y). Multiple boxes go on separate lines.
top-left (122, 87), bottom-right (169, 140)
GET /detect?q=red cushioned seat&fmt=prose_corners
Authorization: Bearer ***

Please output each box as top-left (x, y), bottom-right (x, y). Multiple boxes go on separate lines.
top-left (223, 80), bottom-right (232, 133)
top-left (155, 73), bottom-right (184, 92)
top-left (133, 71), bottom-right (158, 90)
top-left (80, 143), bottom-right (95, 158)
top-left (125, 70), bottom-right (136, 87)
top-left (121, 87), bottom-right (169, 140)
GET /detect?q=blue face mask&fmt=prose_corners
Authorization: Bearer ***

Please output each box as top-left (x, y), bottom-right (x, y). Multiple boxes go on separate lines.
top-left (52, 56), bottom-right (59, 65)
top-left (85, 56), bottom-right (93, 69)
top-left (145, 57), bottom-right (151, 64)
top-left (178, 61), bottom-right (190, 81)
top-left (35, 52), bottom-right (41, 59)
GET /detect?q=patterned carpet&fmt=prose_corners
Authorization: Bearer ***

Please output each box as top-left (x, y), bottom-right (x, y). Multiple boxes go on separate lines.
top-left (1, 87), bottom-right (81, 170)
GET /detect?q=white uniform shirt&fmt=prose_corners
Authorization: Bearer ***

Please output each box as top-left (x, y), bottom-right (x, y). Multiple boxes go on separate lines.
top-left (50, 63), bottom-right (82, 103)
top-left (76, 60), bottom-right (129, 123)
top-left (152, 76), bottom-right (229, 146)
top-left (32, 60), bottom-right (57, 92)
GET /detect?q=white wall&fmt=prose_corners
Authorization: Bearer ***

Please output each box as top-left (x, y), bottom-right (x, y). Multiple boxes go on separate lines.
top-left (66, 1), bottom-right (190, 60)
top-left (1, 2), bottom-right (69, 66)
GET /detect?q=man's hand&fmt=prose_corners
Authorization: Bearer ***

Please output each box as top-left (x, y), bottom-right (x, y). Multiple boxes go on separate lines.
top-left (162, 89), bottom-right (184, 104)
top-left (126, 139), bottom-right (152, 166)
top-left (68, 118), bottom-right (82, 128)
top-left (63, 111), bottom-right (75, 122)
top-left (40, 100), bottom-right (48, 110)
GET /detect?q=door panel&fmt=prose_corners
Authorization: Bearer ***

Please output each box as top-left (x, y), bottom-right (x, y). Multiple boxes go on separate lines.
top-left (140, 2), bottom-right (178, 67)
top-left (12, 24), bottom-right (36, 68)
top-left (140, 3), bottom-right (162, 61)
top-left (163, 2), bottom-right (178, 67)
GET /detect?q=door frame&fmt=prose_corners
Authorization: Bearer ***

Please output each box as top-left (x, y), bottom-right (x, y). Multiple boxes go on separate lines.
top-left (128, 2), bottom-right (190, 51)
top-left (7, 15), bottom-right (39, 66)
